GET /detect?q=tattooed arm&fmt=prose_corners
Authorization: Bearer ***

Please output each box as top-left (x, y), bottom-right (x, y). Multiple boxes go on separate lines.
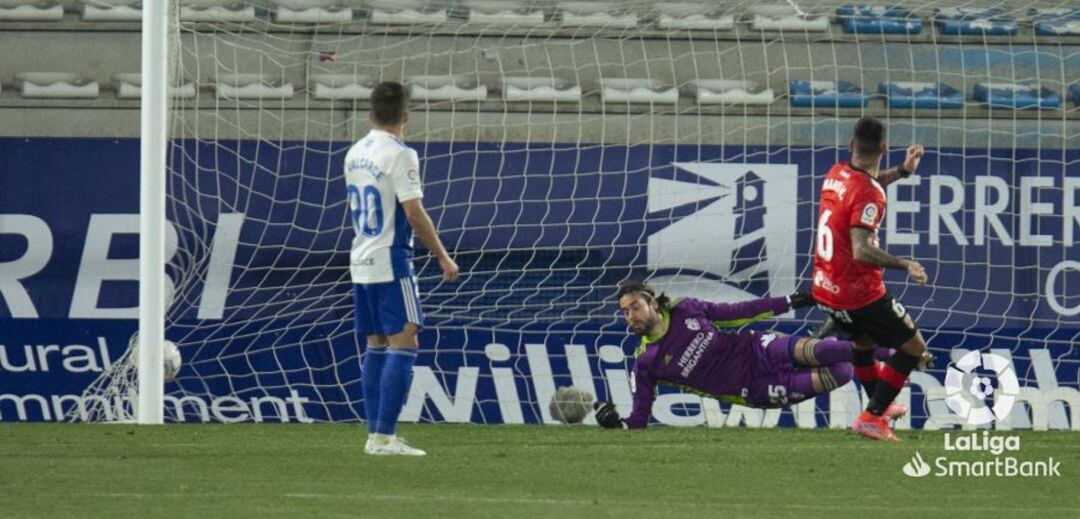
top-left (850, 227), bottom-right (927, 284)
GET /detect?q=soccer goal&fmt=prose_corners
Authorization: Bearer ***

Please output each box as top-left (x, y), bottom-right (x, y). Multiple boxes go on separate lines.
top-left (72, 0), bottom-right (1080, 430)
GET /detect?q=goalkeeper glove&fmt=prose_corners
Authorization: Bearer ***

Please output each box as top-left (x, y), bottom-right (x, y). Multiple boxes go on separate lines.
top-left (594, 401), bottom-right (626, 429)
top-left (787, 292), bottom-right (816, 309)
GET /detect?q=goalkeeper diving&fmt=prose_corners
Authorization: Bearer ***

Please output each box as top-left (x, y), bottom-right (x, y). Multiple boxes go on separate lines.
top-left (593, 282), bottom-right (909, 429)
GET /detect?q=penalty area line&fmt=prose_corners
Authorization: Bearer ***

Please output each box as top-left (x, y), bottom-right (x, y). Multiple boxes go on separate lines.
top-left (38, 492), bottom-right (1078, 513)
top-left (280, 493), bottom-right (1077, 513)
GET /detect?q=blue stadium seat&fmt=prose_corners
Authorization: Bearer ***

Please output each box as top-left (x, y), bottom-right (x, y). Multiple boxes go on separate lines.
top-left (837, 5), bottom-right (922, 35)
top-left (1029, 8), bottom-right (1080, 36)
top-left (973, 83), bottom-right (1061, 110)
top-left (934, 8), bottom-right (1018, 36)
top-left (878, 81), bottom-right (963, 109)
top-left (788, 80), bottom-right (868, 108)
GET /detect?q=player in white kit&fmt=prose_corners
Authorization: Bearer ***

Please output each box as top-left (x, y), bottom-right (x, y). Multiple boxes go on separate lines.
top-left (345, 81), bottom-right (459, 456)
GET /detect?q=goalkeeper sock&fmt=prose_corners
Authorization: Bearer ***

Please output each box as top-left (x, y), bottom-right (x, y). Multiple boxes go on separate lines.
top-left (852, 348), bottom-right (878, 399)
top-left (790, 363), bottom-right (852, 397)
top-left (801, 337), bottom-right (853, 366)
top-left (866, 351), bottom-right (921, 415)
top-left (375, 348), bottom-right (417, 435)
top-left (361, 344), bottom-right (388, 434)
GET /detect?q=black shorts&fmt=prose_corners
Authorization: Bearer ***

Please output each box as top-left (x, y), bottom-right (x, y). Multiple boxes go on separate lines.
top-left (818, 294), bottom-right (918, 349)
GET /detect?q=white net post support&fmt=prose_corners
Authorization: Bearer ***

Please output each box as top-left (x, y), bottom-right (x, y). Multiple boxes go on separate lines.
top-left (136, 0), bottom-right (172, 424)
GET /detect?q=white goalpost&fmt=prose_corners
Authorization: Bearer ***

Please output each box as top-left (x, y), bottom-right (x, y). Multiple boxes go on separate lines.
top-left (70, 0), bottom-right (1080, 429)
top-left (135, 0), bottom-right (173, 425)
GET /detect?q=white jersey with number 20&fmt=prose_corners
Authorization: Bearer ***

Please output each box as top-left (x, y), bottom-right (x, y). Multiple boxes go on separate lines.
top-left (344, 129), bottom-right (423, 284)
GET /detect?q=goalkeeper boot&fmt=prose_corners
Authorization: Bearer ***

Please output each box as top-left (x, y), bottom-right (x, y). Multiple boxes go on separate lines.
top-left (852, 410), bottom-right (899, 442)
top-left (883, 403), bottom-right (909, 421)
top-left (367, 436), bottom-right (427, 457)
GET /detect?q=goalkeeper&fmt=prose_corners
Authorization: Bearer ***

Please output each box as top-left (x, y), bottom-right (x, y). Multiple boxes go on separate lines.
top-left (594, 282), bottom-right (905, 429)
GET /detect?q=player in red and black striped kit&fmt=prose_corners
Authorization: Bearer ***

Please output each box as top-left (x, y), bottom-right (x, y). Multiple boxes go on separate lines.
top-left (811, 117), bottom-right (928, 442)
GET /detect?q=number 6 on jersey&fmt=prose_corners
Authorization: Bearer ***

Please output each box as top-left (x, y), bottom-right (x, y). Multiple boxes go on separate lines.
top-left (816, 209), bottom-right (833, 262)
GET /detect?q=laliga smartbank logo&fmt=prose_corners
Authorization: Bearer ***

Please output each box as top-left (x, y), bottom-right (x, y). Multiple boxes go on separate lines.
top-left (902, 452), bottom-right (932, 478)
top-left (944, 351), bottom-right (1020, 425)
top-left (902, 352), bottom-right (1060, 478)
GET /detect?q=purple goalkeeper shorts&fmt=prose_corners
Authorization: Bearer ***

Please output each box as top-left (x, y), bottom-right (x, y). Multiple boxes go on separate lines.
top-left (744, 334), bottom-right (808, 408)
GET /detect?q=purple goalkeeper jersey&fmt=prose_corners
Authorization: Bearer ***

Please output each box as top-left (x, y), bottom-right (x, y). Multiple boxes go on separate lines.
top-left (626, 296), bottom-right (792, 429)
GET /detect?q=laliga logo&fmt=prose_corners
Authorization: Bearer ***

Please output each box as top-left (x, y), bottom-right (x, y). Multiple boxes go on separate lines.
top-left (944, 351), bottom-right (1020, 426)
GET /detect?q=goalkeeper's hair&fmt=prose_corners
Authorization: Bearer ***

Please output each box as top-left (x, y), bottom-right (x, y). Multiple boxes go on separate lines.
top-left (852, 116), bottom-right (885, 158)
top-left (616, 281), bottom-right (671, 313)
top-left (370, 81), bottom-right (409, 126)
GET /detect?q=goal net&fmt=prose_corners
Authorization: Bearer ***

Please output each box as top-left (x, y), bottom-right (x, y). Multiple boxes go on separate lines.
top-left (72, 0), bottom-right (1080, 429)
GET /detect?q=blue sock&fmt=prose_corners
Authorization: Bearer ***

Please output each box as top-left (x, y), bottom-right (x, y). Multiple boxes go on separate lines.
top-left (375, 349), bottom-right (417, 435)
top-left (361, 345), bottom-right (388, 434)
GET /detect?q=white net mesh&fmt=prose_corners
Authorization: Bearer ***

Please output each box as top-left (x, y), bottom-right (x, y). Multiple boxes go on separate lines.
top-left (73, 0), bottom-right (1080, 429)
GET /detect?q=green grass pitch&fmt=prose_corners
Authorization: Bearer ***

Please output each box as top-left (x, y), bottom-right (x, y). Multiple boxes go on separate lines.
top-left (3, 424), bottom-right (1079, 518)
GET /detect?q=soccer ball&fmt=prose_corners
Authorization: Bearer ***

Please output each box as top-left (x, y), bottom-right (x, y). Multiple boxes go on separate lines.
top-left (548, 386), bottom-right (594, 424)
top-left (131, 336), bottom-right (182, 379)
top-left (163, 340), bottom-right (182, 381)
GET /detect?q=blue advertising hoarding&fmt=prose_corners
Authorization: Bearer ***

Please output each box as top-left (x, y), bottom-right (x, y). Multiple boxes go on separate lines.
top-left (1, 138), bottom-right (1078, 428)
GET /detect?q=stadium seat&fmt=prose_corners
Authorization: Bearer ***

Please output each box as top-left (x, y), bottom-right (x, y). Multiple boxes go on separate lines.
top-left (1030, 8), bottom-right (1080, 36)
top-left (557, 1), bottom-right (637, 28)
top-left (788, 80), bottom-right (869, 108)
top-left (367, 0), bottom-right (448, 25)
top-left (1033, 19), bottom-right (1080, 36)
top-left (409, 75), bottom-right (488, 102)
top-left (212, 74), bottom-right (294, 99)
top-left (112, 73), bottom-right (197, 100)
top-left (502, 77), bottom-right (582, 102)
top-left (464, 1), bottom-right (545, 26)
top-left (0, 1), bottom-right (63, 21)
top-left (973, 82), bottom-right (1061, 110)
top-left (836, 5), bottom-right (922, 35)
top-left (309, 74), bottom-right (376, 100)
top-left (686, 80), bottom-right (775, 106)
top-left (934, 8), bottom-right (1019, 36)
top-left (878, 81), bottom-right (964, 109)
top-left (270, 0), bottom-right (353, 23)
top-left (79, 0), bottom-right (141, 22)
top-left (179, 0), bottom-right (257, 22)
top-left (599, 78), bottom-right (678, 104)
top-left (654, 3), bottom-right (734, 31)
top-left (747, 5), bottom-right (829, 32)
top-left (15, 72), bottom-right (99, 98)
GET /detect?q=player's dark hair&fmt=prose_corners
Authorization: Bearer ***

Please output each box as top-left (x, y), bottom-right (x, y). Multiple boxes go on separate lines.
top-left (616, 281), bottom-right (671, 313)
top-left (852, 116), bottom-right (885, 157)
top-left (370, 81), bottom-right (409, 126)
